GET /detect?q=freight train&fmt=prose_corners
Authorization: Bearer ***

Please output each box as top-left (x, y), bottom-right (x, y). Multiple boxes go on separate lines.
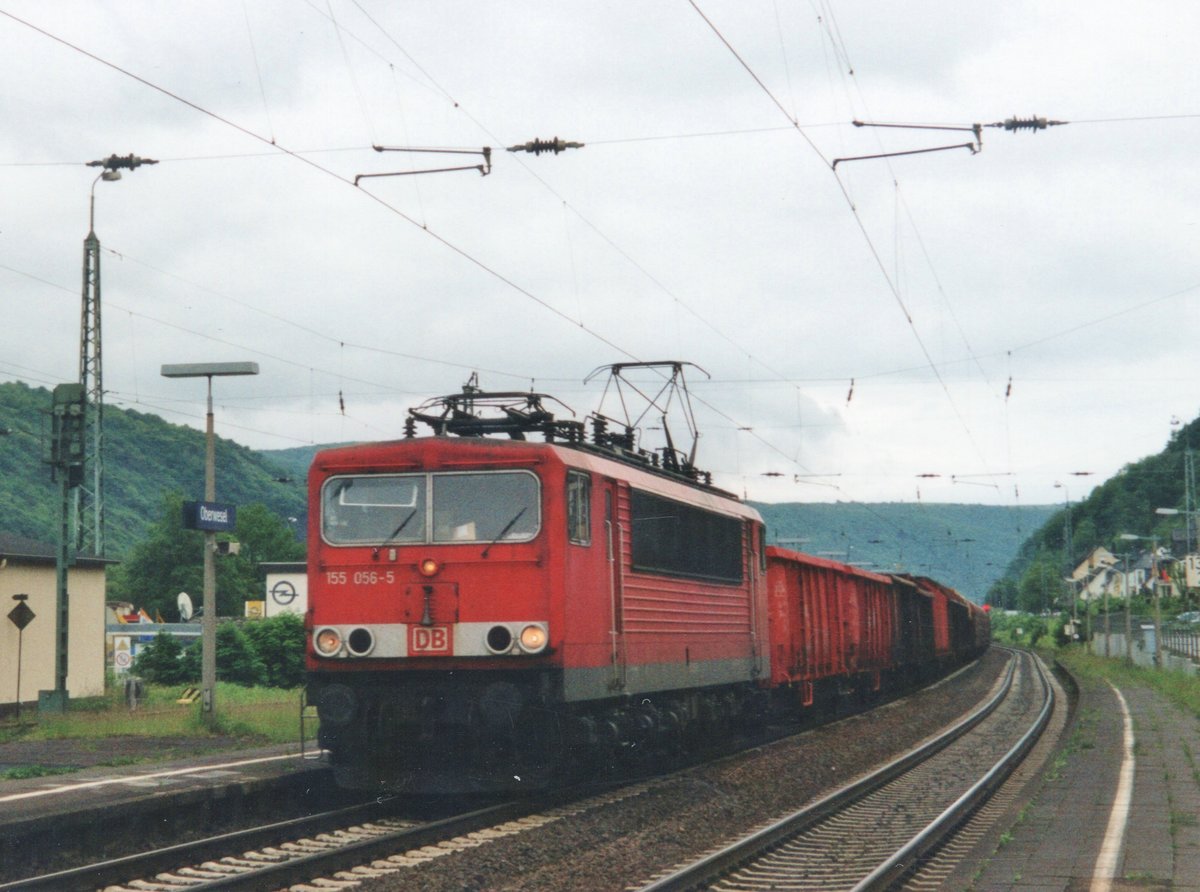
top-left (305, 367), bottom-right (989, 792)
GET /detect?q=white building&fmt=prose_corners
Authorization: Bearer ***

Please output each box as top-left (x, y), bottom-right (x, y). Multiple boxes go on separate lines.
top-left (1, 533), bottom-right (115, 714)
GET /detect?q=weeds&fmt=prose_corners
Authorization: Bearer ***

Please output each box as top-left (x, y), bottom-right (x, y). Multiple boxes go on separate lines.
top-left (0, 682), bottom-right (314, 746)
top-left (0, 765), bottom-right (77, 780)
top-left (1058, 649), bottom-right (1200, 719)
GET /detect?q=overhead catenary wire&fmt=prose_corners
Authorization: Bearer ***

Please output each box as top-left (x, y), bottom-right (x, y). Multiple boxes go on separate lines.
top-left (4, 7), bottom-right (1187, 509)
top-left (686, 0), bottom-right (1049, 496)
top-left (0, 7), bottom-right (820, 482)
top-left (0, 10), bottom-right (645, 362)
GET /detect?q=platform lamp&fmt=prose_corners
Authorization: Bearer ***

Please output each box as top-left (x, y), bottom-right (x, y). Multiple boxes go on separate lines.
top-left (161, 362), bottom-right (259, 722)
top-left (1117, 533), bottom-right (1161, 667)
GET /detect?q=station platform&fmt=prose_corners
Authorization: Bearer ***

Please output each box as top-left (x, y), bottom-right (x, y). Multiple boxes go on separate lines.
top-left (967, 662), bottom-right (1200, 891)
top-left (0, 736), bottom-right (338, 879)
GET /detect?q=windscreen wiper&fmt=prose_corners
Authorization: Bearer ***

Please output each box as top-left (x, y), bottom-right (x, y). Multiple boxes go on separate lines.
top-left (381, 509), bottom-right (418, 546)
top-left (481, 507), bottom-right (528, 558)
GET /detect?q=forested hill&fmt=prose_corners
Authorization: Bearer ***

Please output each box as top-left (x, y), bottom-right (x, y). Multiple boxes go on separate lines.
top-left (752, 501), bottom-right (1055, 603)
top-left (1009, 414), bottom-right (1200, 581)
top-left (0, 381), bottom-right (1049, 594)
top-left (0, 380), bottom-right (306, 555)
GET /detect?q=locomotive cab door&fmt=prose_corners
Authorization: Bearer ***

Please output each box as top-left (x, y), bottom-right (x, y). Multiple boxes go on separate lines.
top-left (604, 480), bottom-right (627, 690)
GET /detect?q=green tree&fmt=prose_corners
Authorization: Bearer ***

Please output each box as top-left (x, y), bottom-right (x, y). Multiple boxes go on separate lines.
top-left (107, 493), bottom-right (205, 619)
top-left (182, 622), bottom-right (267, 686)
top-left (108, 494), bottom-right (305, 619)
top-left (986, 577), bottom-right (1018, 610)
top-left (131, 631), bottom-right (192, 685)
top-left (242, 613), bottom-right (306, 688)
top-left (1018, 555), bottom-right (1062, 614)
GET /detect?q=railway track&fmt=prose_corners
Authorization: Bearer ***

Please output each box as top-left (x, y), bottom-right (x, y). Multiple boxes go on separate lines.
top-left (2, 777), bottom-right (659, 891)
top-left (2, 653), bottom-right (1026, 891)
top-left (636, 649), bottom-right (1053, 892)
top-left (0, 795), bottom-right (522, 892)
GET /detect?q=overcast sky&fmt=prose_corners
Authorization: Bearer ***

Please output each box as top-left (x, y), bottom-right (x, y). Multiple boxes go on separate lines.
top-left (2, 1), bottom-right (1198, 509)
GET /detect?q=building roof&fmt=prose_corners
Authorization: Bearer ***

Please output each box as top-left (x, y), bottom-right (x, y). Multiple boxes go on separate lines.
top-left (0, 532), bottom-right (119, 567)
top-left (260, 561), bottom-right (305, 572)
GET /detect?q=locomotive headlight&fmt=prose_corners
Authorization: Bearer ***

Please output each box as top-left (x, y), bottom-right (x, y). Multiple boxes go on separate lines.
top-left (518, 623), bottom-right (548, 654)
top-left (418, 557), bottom-right (440, 577)
top-left (314, 627), bottom-right (343, 657)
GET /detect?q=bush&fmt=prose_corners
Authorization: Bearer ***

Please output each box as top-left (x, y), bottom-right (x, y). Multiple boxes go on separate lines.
top-left (181, 622), bottom-right (268, 687)
top-left (129, 615), bottom-right (305, 689)
top-left (241, 613), bottom-right (306, 688)
top-left (131, 631), bottom-right (192, 685)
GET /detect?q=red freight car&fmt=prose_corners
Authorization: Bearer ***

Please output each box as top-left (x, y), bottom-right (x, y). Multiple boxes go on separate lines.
top-left (908, 576), bottom-right (981, 667)
top-left (765, 548), bottom-right (896, 708)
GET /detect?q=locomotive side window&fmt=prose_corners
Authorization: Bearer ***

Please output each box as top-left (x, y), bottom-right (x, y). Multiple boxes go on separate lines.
top-left (322, 475), bottom-right (426, 545)
top-left (567, 470), bottom-right (591, 545)
top-left (431, 471), bottom-right (540, 544)
top-left (629, 489), bottom-right (743, 583)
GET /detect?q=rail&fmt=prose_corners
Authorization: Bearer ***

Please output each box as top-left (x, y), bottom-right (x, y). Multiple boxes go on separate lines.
top-left (637, 648), bottom-right (1049, 891)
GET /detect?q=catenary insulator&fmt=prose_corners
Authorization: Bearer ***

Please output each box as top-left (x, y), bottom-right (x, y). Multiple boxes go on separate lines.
top-left (1000, 116), bottom-right (1066, 132)
top-left (506, 137), bottom-right (584, 155)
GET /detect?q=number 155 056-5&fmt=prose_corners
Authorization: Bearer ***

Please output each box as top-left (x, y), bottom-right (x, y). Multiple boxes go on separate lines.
top-left (325, 571), bottom-right (395, 585)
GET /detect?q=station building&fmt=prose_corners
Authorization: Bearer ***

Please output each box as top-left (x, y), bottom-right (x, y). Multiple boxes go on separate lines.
top-left (0, 533), bottom-right (114, 716)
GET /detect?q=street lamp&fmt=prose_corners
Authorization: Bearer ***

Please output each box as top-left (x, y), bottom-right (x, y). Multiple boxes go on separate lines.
top-left (1155, 506), bottom-right (1198, 554)
top-left (1119, 533), bottom-right (1162, 667)
top-left (1054, 473), bottom-right (1093, 626)
top-left (161, 362), bottom-right (259, 721)
top-left (80, 153), bottom-right (157, 557)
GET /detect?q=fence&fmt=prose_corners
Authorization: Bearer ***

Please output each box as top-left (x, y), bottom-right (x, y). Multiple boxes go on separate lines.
top-left (1090, 612), bottom-right (1199, 674)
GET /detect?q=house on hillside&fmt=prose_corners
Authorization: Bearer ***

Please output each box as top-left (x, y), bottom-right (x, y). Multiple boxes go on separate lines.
top-left (1072, 547), bottom-right (1121, 602)
top-left (0, 532), bottom-right (115, 715)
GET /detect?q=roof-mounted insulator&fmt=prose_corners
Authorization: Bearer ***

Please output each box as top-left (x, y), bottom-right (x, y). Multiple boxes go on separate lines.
top-left (506, 137), bottom-right (584, 155)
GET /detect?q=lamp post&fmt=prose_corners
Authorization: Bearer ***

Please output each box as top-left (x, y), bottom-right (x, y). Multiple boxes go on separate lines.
top-left (1054, 473), bottom-right (1093, 627)
top-left (161, 362), bottom-right (258, 721)
top-left (1155, 505), bottom-right (1198, 555)
top-left (1119, 533), bottom-right (1161, 667)
top-left (79, 154), bottom-right (157, 558)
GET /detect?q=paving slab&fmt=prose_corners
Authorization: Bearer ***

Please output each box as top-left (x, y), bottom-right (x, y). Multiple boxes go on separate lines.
top-left (971, 664), bottom-right (1200, 891)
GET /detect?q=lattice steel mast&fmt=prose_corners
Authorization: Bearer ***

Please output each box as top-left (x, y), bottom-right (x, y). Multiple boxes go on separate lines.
top-left (78, 153), bottom-right (156, 556)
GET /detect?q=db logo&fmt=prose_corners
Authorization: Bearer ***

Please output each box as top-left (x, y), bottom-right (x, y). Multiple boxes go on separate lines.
top-left (409, 625), bottom-right (451, 655)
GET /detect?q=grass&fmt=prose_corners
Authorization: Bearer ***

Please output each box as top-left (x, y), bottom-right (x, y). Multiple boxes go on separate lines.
top-left (0, 682), bottom-right (315, 747)
top-left (0, 765), bottom-right (80, 780)
top-left (1055, 648), bottom-right (1200, 719)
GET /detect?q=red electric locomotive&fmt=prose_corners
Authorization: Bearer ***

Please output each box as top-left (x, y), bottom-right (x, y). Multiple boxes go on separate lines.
top-left (305, 366), bottom-right (991, 793)
top-left (306, 370), bottom-right (770, 791)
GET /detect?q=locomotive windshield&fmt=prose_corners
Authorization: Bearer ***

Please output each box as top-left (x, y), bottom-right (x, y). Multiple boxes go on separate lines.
top-left (322, 471), bottom-right (540, 546)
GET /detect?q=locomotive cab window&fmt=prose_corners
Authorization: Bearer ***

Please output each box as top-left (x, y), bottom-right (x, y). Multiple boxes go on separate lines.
top-left (629, 489), bottom-right (743, 583)
top-left (567, 470), bottom-right (591, 545)
top-left (322, 475), bottom-right (426, 545)
top-left (431, 471), bottom-right (540, 543)
top-left (321, 470), bottom-right (540, 546)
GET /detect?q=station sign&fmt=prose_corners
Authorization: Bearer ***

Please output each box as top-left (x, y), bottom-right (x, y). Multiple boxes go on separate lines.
top-left (182, 500), bottom-right (237, 532)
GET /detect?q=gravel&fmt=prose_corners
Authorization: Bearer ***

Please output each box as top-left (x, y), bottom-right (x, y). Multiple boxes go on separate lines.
top-left (368, 648), bottom-right (1008, 892)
